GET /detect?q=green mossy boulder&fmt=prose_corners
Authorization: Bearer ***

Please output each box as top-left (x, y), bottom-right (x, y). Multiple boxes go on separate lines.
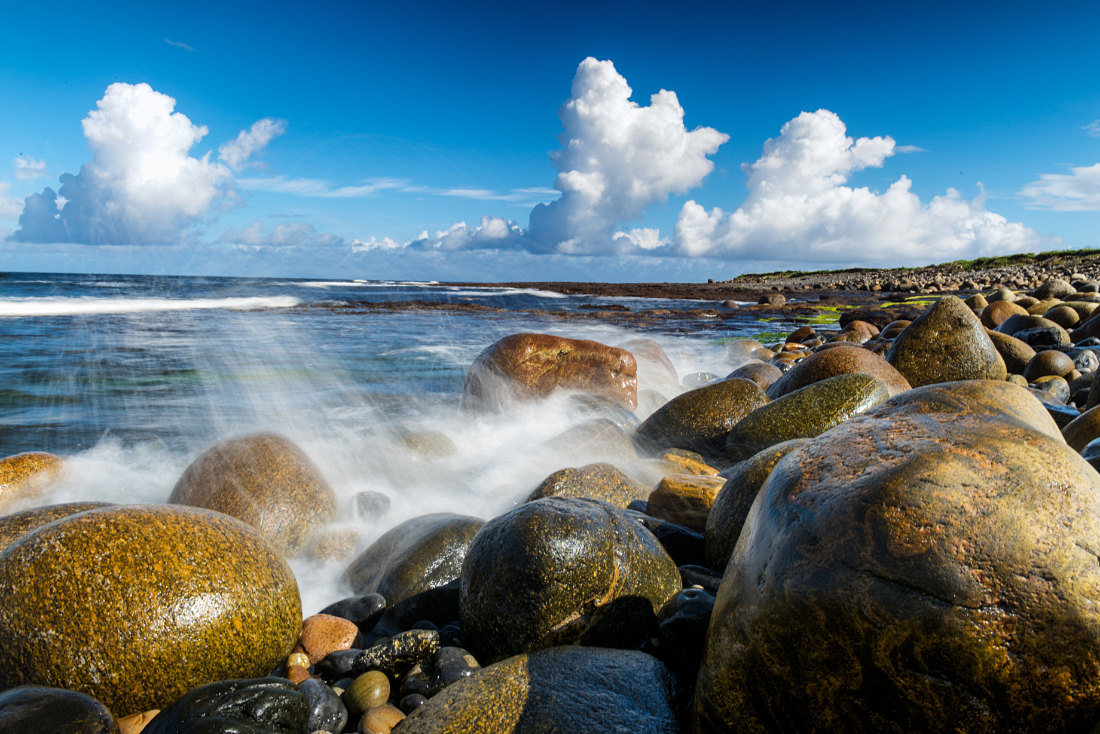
top-left (725, 373), bottom-right (890, 463)
top-left (460, 497), bottom-right (680, 662)
top-left (886, 296), bottom-right (1007, 387)
top-left (633, 377), bottom-right (769, 462)
top-left (524, 462), bottom-right (650, 508)
top-left (0, 504), bottom-right (301, 717)
top-left (169, 432), bottom-right (337, 557)
top-left (695, 380), bottom-right (1100, 733)
top-left (398, 646), bottom-right (678, 733)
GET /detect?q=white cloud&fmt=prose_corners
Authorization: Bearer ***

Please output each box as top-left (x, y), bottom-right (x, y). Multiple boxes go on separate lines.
top-left (13, 155), bottom-right (47, 180)
top-left (525, 57), bottom-right (728, 254)
top-left (0, 183), bottom-right (23, 220)
top-left (407, 215), bottom-right (523, 251)
top-left (13, 82), bottom-right (231, 245)
top-left (224, 220), bottom-right (345, 248)
top-left (218, 118), bottom-right (286, 170)
top-left (164, 38), bottom-right (195, 52)
top-left (672, 109), bottom-right (1042, 265)
top-left (1084, 120), bottom-right (1100, 138)
top-left (1020, 163), bottom-right (1100, 211)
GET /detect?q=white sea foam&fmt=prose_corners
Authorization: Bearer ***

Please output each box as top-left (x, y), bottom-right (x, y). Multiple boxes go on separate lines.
top-left (440, 287), bottom-right (568, 299)
top-left (0, 295), bottom-right (301, 317)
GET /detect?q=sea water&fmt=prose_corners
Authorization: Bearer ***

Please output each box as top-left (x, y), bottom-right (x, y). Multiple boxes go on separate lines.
top-left (0, 271), bottom-right (792, 613)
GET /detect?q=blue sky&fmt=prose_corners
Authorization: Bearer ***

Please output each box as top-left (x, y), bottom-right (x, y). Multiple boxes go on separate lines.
top-left (1, 0), bottom-right (1098, 282)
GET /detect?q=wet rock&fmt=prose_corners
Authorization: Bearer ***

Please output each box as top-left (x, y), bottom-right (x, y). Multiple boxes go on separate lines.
top-left (0, 685), bottom-right (119, 733)
top-left (985, 328), bottom-right (1036, 374)
top-left (979, 299), bottom-right (1028, 329)
top-left (0, 504), bottom-right (301, 716)
top-left (355, 491), bottom-right (392, 519)
top-left (0, 501), bottom-right (113, 549)
top-left (460, 497), bottom-right (681, 662)
top-left (628, 511), bottom-right (706, 567)
top-left (0, 451), bottom-right (63, 513)
top-left (1063, 404), bottom-right (1100, 451)
top-left (296, 614), bottom-right (361, 666)
top-left (142, 677), bottom-right (308, 734)
top-left (886, 296), bottom-right (1007, 387)
top-left (694, 380), bottom-right (1100, 733)
top-left (359, 704), bottom-right (405, 733)
top-left (1024, 349), bottom-right (1077, 381)
top-left (656, 448), bottom-right (720, 476)
top-left (461, 333), bottom-right (638, 410)
top-left (725, 373), bottom-right (890, 463)
top-left (632, 377), bottom-right (769, 462)
top-left (350, 629), bottom-right (442, 679)
top-left (344, 513), bottom-right (482, 627)
top-left (118, 709), bottom-right (159, 734)
top-left (679, 564), bottom-right (723, 592)
top-left (704, 439), bottom-right (809, 573)
top-left (169, 432), bottom-right (337, 557)
top-left (343, 670), bottom-right (390, 720)
top-left (726, 338), bottom-right (774, 364)
top-left (319, 594), bottom-right (387, 635)
top-left (298, 677), bottom-right (348, 734)
top-left (543, 418), bottom-right (637, 463)
top-left (398, 646), bottom-right (678, 733)
top-left (758, 292), bottom-right (786, 306)
top-left (656, 587), bottom-right (715, 673)
top-left (726, 360), bottom-right (783, 389)
top-left (525, 462), bottom-right (650, 508)
top-left (398, 430), bottom-right (457, 460)
top-left (646, 473), bottom-right (726, 531)
top-left (620, 337), bottom-right (681, 396)
top-left (766, 344), bottom-right (911, 399)
top-left (1043, 401), bottom-right (1081, 429)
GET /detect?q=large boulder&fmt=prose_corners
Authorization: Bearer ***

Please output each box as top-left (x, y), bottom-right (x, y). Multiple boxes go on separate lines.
top-left (398, 646), bottom-right (678, 733)
top-left (169, 432), bottom-right (337, 557)
top-left (0, 501), bottom-right (113, 549)
top-left (461, 333), bottom-right (638, 410)
top-left (0, 686), bottom-right (118, 733)
top-left (525, 463), bottom-right (650, 508)
top-left (694, 381), bottom-right (1100, 732)
top-left (633, 378), bottom-right (769, 462)
top-left (0, 451), bottom-right (63, 513)
top-left (725, 373), bottom-right (890, 463)
top-left (0, 504), bottom-right (301, 716)
top-left (886, 296), bottom-right (1007, 387)
top-left (765, 345), bottom-right (911, 399)
top-left (460, 497), bottom-right (680, 662)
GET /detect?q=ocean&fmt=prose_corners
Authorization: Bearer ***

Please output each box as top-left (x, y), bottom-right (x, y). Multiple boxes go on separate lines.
top-left (0, 271), bottom-right (791, 612)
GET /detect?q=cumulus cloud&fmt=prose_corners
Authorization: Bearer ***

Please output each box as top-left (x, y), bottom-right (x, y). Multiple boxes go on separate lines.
top-left (407, 215), bottom-right (523, 251)
top-left (13, 156), bottom-right (47, 180)
top-left (1020, 163), bottom-right (1100, 211)
top-left (672, 109), bottom-right (1042, 265)
top-left (525, 57), bottom-right (727, 254)
top-left (218, 118), bottom-right (286, 171)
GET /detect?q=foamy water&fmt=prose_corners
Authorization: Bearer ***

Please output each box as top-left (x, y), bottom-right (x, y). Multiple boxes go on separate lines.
top-left (0, 295), bottom-right (301, 317)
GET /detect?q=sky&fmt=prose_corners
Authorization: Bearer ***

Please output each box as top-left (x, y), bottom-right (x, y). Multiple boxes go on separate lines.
top-left (1, 0), bottom-right (1099, 282)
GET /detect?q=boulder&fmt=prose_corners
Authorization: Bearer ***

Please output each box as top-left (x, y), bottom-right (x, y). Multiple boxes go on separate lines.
top-left (460, 497), bottom-right (680, 662)
top-left (765, 345), bottom-right (911, 399)
top-left (1032, 277), bottom-right (1077, 300)
top-left (619, 338), bottom-right (680, 397)
top-left (694, 380), bottom-right (1100, 732)
top-left (985, 328), bottom-right (1036, 375)
top-left (646, 473), bottom-right (727, 531)
top-left (1024, 349), bottom-right (1077, 382)
top-left (1063, 404), bottom-right (1100, 452)
top-left (725, 373), bottom-right (890, 463)
top-left (886, 296), bottom-right (1007, 387)
top-left (169, 432), bottom-right (336, 557)
top-left (632, 378), bottom-right (769, 462)
top-left (0, 504), bottom-right (301, 716)
top-left (461, 333), bottom-right (637, 410)
top-left (0, 686), bottom-right (118, 733)
top-left (979, 299), bottom-right (1028, 329)
top-left (398, 646), bottom-right (677, 733)
top-left (726, 360), bottom-right (783, 389)
top-left (525, 463), bottom-right (650, 508)
top-left (543, 418), bottom-right (637, 464)
top-left (0, 451), bottom-right (63, 513)
top-left (142, 677), bottom-right (308, 734)
top-left (0, 501), bottom-right (113, 549)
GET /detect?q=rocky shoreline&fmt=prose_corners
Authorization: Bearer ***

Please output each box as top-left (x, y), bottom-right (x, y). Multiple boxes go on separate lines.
top-left (6, 267), bottom-right (1100, 732)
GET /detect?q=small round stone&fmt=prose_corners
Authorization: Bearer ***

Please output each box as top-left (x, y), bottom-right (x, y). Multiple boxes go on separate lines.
top-left (399, 693), bottom-right (428, 713)
top-left (297, 613), bottom-right (361, 665)
top-left (358, 703), bottom-right (406, 734)
top-left (343, 670), bottom-right (391, 720)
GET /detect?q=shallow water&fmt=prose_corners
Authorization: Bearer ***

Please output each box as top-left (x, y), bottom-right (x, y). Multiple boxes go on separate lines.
top-left (0, 272), bottom-right (797, 613)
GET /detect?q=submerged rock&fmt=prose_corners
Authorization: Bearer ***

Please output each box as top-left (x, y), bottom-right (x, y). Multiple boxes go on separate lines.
top-left (461, 333), bottom-right (638, 410)
top-left (694, 380), bottom-right (1100, 732)
top-left (169, 432), bottom-right (337, 557)
top-left (0, 504), bottom-right (301, 716)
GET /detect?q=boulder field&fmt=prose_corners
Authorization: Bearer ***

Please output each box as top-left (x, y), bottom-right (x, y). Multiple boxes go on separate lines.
top-left (6, 279), bottom-right (1100, 732)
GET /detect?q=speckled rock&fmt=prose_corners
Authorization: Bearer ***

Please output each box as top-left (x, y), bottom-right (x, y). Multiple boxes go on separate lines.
top-left (632, 377), bottom-right (769, 462)
top-left (461, 333), bottom-right (638, 410)
top-left (0, 504), bottom-right (301, 716)
top-left (0, 685), bottom-right (119, 733)
top-left (985, 328), bottom-right (1036, 375)
top-left (656, 448), bottom-right (720, 476)
top-left (725, 373), bottom-right (890, 463)
top-left (142, 677), bottom-right (308, 734)
top-left (460, 497), bottom-right (681, 662)
top-left (646, 473), bottom-right (727, 531)
top-left (169, 432), bottom-right (337, 557)
top-left (726, 360), bottom-right (783, 389)
top-left (1032, 277), bottom-right (1077, 300)
top-left (398, 646), bottom-right (678, 733)
top-left (349, 629), bottom-right (442, 679)
top-left (525, 462), bottom-right (650, 508)
top-left (0, 451), bottom-right (63, 513)
top-left (765, 344), bottom-right (911, 399)
top-left (694, 380), bottom-right (1100, 733)
top-left (886, 296), bottom-right (1007, 387)
top-left (344, 513), bottom-right (482, 625)
top-left (703, 439), bottom-right (809, 573)
top-left (296, 614), bottom-right (361, 666)
top-left (0, 501), bottom-right (114, 549)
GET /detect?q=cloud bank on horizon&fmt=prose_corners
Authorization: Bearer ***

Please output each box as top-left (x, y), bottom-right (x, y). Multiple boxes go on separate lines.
top-left (8, 57), bottom-right (1089, 276)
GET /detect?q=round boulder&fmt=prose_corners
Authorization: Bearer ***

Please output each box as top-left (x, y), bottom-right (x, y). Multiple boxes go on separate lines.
top-left (0, 451), bottom-right (63, 513)
top-left (695, 380), bottom-right (1100, 732)
top-left (0, 504), bottom-right (301, 716)
top-left (765, 345), bottom-right (911, 399)
top-left (0, 501), bottom-right (113, 550)
top-left (460, 497), bottom-right (680, 662)
top-left (525, 463), bottom-right (650, 508)
top-left (461, 333), bottom-right (638, 410)
top-left (0, 686), bottom-right (118, 733)
top-left (979, 299), bottom-right (1028, 329)
top-left (886, 296), bottom-right (1007, 387)
top-left (169, 432), bottom-right (337, 557)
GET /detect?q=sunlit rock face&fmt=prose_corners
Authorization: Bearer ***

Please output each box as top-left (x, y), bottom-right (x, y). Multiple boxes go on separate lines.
top-left (0, 504), bottom-right (301, 717)
top-left (461, 333), bottom-right (638, 411)
top-left (694, 380), bottom-right (1100, 733)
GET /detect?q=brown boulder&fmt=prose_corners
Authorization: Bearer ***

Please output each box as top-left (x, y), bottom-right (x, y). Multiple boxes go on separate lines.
top-left (765, 345), bottom-right (911, 399)
top-left (985, 328), bottom-right (1036, 375)
top-left (525, 462), bottom-right (650, 508)
top-left (461, 333), bottom-right (637, 410)
top-left (980, 299), bottom-right (1028, 329)
top-left (646, 473), bottom-right (727, 531)
top-left (886, 296), bottom-right (1006, 387)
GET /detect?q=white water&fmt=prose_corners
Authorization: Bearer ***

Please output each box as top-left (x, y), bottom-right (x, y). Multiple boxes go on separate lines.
top-left (0, 295), bottom-right (302, 317)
